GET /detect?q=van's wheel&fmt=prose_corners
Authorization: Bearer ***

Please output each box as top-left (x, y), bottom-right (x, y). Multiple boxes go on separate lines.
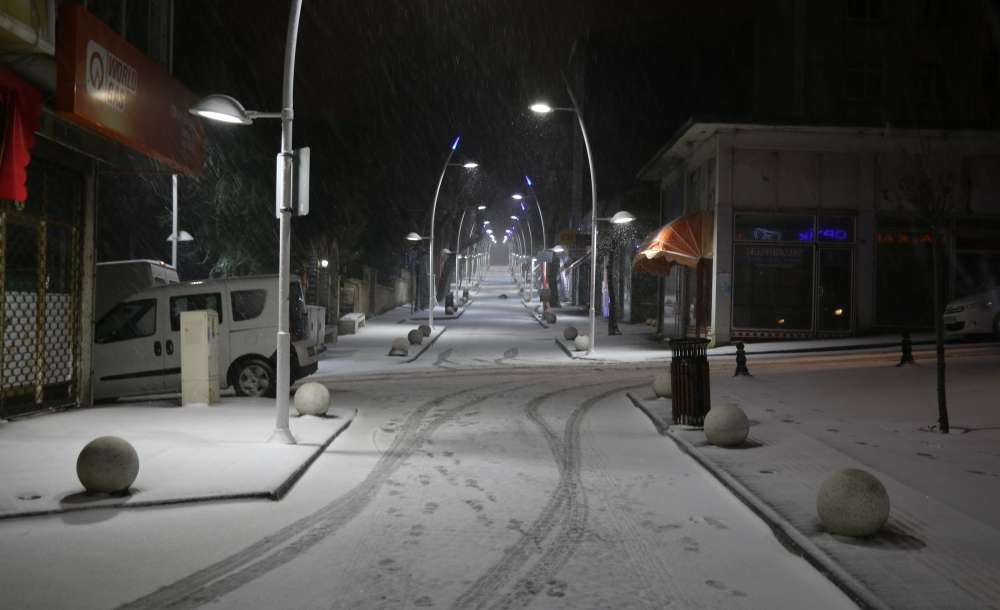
top-left (234, 358), bottom-right (276, 398)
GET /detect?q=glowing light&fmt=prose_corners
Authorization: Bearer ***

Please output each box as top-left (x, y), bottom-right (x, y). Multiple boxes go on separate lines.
top-left (477, 205), bottom-right (487, 210)
top-left (511, 194), bottom-right (523, 200)
top-left (525, 175), bottom-right (533, 187)
top-left (530, 103), bottom-right (553, 114)
top-left (552, 245), bottom-right (565, 253)
top-left (320, 259), bottom-right (329, 268)
top-left (405, 232), bottom-right (423, 242)
top-left (610, 211), bottom-right (636, 224)
top-left (834, 308), bottom-right (844, 317)
top-left (777, 318), bottom-right (786, 325)
top-left (451, 136), bottom-right (460, 151)
top-left (510, 215), bottom-right (518, 220)
top-left (193, 110), bottom-right (245, 124)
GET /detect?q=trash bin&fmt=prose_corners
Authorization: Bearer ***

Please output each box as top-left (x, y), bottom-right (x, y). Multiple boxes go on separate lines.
top-left (668, 338), bottom-right (711, 426)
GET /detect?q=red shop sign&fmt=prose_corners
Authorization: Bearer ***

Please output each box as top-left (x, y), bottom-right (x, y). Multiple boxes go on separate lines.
top-left (54, 4), bottom-right (204, 175)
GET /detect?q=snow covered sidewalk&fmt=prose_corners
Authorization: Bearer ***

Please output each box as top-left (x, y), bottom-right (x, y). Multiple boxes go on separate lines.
top-left (0, 398), bottom-right (355, 520)
top-left (630, 350), bottom-right (1000, 609)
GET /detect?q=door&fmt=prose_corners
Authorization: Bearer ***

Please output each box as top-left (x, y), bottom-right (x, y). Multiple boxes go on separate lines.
top-left (92, 298), bottom-right (164, 399)
top-left (161, 291), bottom-right (227, 393)
top-left (816, 248), bottom-right (853, 333)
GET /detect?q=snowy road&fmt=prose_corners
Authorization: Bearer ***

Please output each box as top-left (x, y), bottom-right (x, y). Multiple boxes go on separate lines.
top-left (0, 270), bottom-right (855, 609)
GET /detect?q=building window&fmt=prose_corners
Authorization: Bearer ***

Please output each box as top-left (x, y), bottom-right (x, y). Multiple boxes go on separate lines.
top-left (846, 0), bottom-right (885, 23)
top-left (733, 245), bottom-right (814, 330)
top-left (734, 214), bottom-right (814, 242)
top-left (844, 62), bottom-right (883, 102)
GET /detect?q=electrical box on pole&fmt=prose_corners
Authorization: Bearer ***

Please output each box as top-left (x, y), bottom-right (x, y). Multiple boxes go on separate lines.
top-left (275, 146), bottom-right (310, 218)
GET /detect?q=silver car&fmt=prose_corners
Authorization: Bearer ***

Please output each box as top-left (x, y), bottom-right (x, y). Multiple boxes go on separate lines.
top-left (944, 287), bottom-right (1000, 339)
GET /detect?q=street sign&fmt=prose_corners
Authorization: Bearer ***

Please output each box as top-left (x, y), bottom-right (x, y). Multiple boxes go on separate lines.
top-left (275, 146), bottom-right (310, 218)
top-left (294, 146), bottom-right (310, 216)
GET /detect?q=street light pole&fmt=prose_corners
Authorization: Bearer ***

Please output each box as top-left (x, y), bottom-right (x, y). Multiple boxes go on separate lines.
top-left (428, 138), bottom-right (460, 332)
top-left (270, 0), bottom-right (303, 444)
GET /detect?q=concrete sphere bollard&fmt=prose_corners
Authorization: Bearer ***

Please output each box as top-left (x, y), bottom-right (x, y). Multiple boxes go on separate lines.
top-left (294, 382), bottom-right (331, 416)
top-left (563, 326), bottom-right (579, 341)
top-left (573, 335), bottom-right (591, 351)
top-left (817, 469), bottom-right (890, 537)
top-left (389, 337), bottom-right (409, 356)
top-left (542, 311), bottom-right (557, 324)
top-left (653, 371), bottom-right (672, 398)
top-left (704, 404), bottom-right (750, 447)
top-left (77, 436), bottom-right (139, 494)
top-left (408, 329), bottom-right (423, 345)
top-left (419, 324), bottom-right (431, 337)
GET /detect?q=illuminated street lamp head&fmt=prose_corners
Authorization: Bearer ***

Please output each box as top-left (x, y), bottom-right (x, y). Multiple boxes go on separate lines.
top-left (511, 193), bottom-right (523, 200)
top-left (530, 102), bottom-right (553, 114)
top-left (189, 94), bottom-right (252, 125)
top-left (405, 232), bottom-right (423, 242)
top-left (483, 220), bottom-right (490, 225)
top-left (610, 210), bottom-right (637, 224)
top-left (442, 248), bottom-right (454, 255)
top-left (477, 204), bottom-right (487, 210)
top-left (319, 258), bottom-right (330, 268)
top-left (510, 215), bottom-right (519, 220)
top-left (552, 245), bottom-right (565, 253)
top-left (486, 229), bottom-right (493, 234)
top-left (463, 161), bottom-right (479, 169)
top-left (525, 175), bottom-right (533, 187)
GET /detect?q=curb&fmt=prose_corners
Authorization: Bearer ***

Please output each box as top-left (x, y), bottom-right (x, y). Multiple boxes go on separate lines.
top-left (521, 301), bottom-right (549, 328)
top-left (553, 337), bottom-right (576, 359)
top-left (0, 409), bottom-right (357, 521)
top-left (403, 327), bottom-right (447, 363)
top-left (409, 300), bottom-right (471, 322)
top-left (625, 393), bottom-right (888, 610)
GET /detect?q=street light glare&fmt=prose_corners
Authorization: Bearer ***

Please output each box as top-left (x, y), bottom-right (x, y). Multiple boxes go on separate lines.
top-left (552, 245), bottom-right (565, 253)
top-left (477, 204), bottom-right (487, 210)
top-left (405, 232), bottom-right (423, 241)
top-left (189, 94), bottom-right (252, 125)
top-left (463, 162), bottom-right (479, 169)
top-left (611, 210), bottom-right (637, 224)
top-left (510, 215), bottom-right (518, 220)
top-left (511, 194), bottom-right (523, 200)
top-left (530, 102), bottom-right (553, 114)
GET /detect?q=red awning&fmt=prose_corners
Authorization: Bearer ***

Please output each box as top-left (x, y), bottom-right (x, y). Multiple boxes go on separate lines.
top-left (633, 211), bottom-right (714, 276)
top-left (0, 67), bottom-right (42, 202)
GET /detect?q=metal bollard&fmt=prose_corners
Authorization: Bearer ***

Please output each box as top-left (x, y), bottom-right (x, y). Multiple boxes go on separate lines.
top-left (669, 338), bottom-right (711, 426)
top-left (896, 330), bottom-right (915, 366)
top-left (734, 342), bottom-right (751, 376)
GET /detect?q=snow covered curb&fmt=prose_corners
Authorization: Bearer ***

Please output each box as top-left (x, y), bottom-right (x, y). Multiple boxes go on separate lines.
top-left (408, 300), bottom-right (472, 322)
top-left (520, 300), bottom-right (549, 328)
top-left (625, 392), bottom-right (886, 610)
top-left (0, 402), bottom-right (356, 520)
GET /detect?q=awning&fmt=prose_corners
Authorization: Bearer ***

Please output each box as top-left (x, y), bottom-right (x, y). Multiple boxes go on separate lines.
top-left (633, 211), bottom-right (714, 276)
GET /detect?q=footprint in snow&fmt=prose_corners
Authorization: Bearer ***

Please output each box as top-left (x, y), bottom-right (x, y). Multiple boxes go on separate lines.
top-left (414, 595), bottom-right (435, 607)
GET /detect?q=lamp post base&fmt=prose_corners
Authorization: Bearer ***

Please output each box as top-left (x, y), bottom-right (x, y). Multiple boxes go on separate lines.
top-left (268, 427), bottom-right (297, 445)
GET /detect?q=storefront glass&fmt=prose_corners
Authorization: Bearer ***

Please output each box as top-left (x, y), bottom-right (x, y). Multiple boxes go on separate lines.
top-left (875, 222), bottom-right (933, 327)
top-left (733, 213), bottom-right (855, 334)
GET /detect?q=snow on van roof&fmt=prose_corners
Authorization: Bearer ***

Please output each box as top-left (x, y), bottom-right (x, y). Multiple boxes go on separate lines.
top-left (97, 259), bottom-right (176, 269)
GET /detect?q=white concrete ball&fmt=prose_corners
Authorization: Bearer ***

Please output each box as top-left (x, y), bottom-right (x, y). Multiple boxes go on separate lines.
top-left (294, 382), bottom-right (331, 416)
top-left (653, 372), bottom-right (672, 398)
top-left (390, 337), bottom-right (410, 356)
top-left (573, 335), bottom-right (591, 351)
top-left (704, 404), bottom-right (750, 447)
top-left (817, 468), bottom-right (890, 537)
top-left (77, 436), bottom-right (139, 494)
top-left (563, 326), bottom-right (579, 341)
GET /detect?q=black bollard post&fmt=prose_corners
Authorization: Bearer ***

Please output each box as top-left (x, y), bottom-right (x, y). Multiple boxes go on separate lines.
top-left (734, 342), bottom-right (751, 376)
top-left (897, 330), bottom-right (915, 366)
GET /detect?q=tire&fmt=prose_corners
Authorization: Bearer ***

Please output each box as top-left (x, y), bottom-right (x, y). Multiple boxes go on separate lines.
top-left (233, 358), bottom-right (276, 398)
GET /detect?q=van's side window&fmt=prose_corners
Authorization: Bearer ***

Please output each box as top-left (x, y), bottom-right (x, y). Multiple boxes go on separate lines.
top-left (170, 293), bottom-right (223, 331)
top-left (96, 300), bottom-right (157, 343)
top-left (231, 289), bottom-right (267, 321)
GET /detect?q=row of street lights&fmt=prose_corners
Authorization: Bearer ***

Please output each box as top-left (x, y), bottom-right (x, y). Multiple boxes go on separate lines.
top-left (187, 3), bottom-right (632, 444)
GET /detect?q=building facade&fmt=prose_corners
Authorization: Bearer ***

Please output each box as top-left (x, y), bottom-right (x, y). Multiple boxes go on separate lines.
top-left (1, 0), bottom-right (202, 418)
top-left (640, 122), bottom-right (1000, 344)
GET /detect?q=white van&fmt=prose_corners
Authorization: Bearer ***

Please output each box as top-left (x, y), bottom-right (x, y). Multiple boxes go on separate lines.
top-left (96, 260), bottom-right (179, 321)
top-left (92, 275), bottom-right (319, 400)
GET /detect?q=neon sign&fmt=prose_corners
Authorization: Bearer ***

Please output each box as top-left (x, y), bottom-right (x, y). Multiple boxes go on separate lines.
top-left (797, 228), bottom-right (850, 242)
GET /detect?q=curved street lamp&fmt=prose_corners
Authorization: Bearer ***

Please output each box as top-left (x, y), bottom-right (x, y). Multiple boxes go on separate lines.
top-left (531, 74), bottom-right (604, 353)
top-left (189, 0), bottom-right (303, 444)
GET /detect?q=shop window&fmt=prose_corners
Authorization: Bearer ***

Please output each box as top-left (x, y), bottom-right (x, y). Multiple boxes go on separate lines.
top-left (814, 216), bottom-right (855, 242)
top-left (844, 61), bottom-right (883, 102)
top-left (733, 245), bottom-right (813, 330)
top-left (875, 226), bottom-right (933, 327)
top-left (734, 214), bottom-right (814, 242)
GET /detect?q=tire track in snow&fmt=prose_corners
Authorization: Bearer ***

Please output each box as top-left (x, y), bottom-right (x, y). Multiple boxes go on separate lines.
top-left (453, 380), bottom-right (644, 610)
top-left (118, 377), bottom-right (544, 610)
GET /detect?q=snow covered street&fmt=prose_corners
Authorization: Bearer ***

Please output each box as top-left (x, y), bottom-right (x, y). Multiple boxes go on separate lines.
top-left (1, 269), bottom-right (998, 608)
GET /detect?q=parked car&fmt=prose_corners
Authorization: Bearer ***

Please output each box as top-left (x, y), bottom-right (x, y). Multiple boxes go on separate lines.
top-left (943, 287), bottom-right (1000, 339)
top-left (96, 259), bottom-right (179, 321)
top-left (93, 275), bottom-right (319, 400)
